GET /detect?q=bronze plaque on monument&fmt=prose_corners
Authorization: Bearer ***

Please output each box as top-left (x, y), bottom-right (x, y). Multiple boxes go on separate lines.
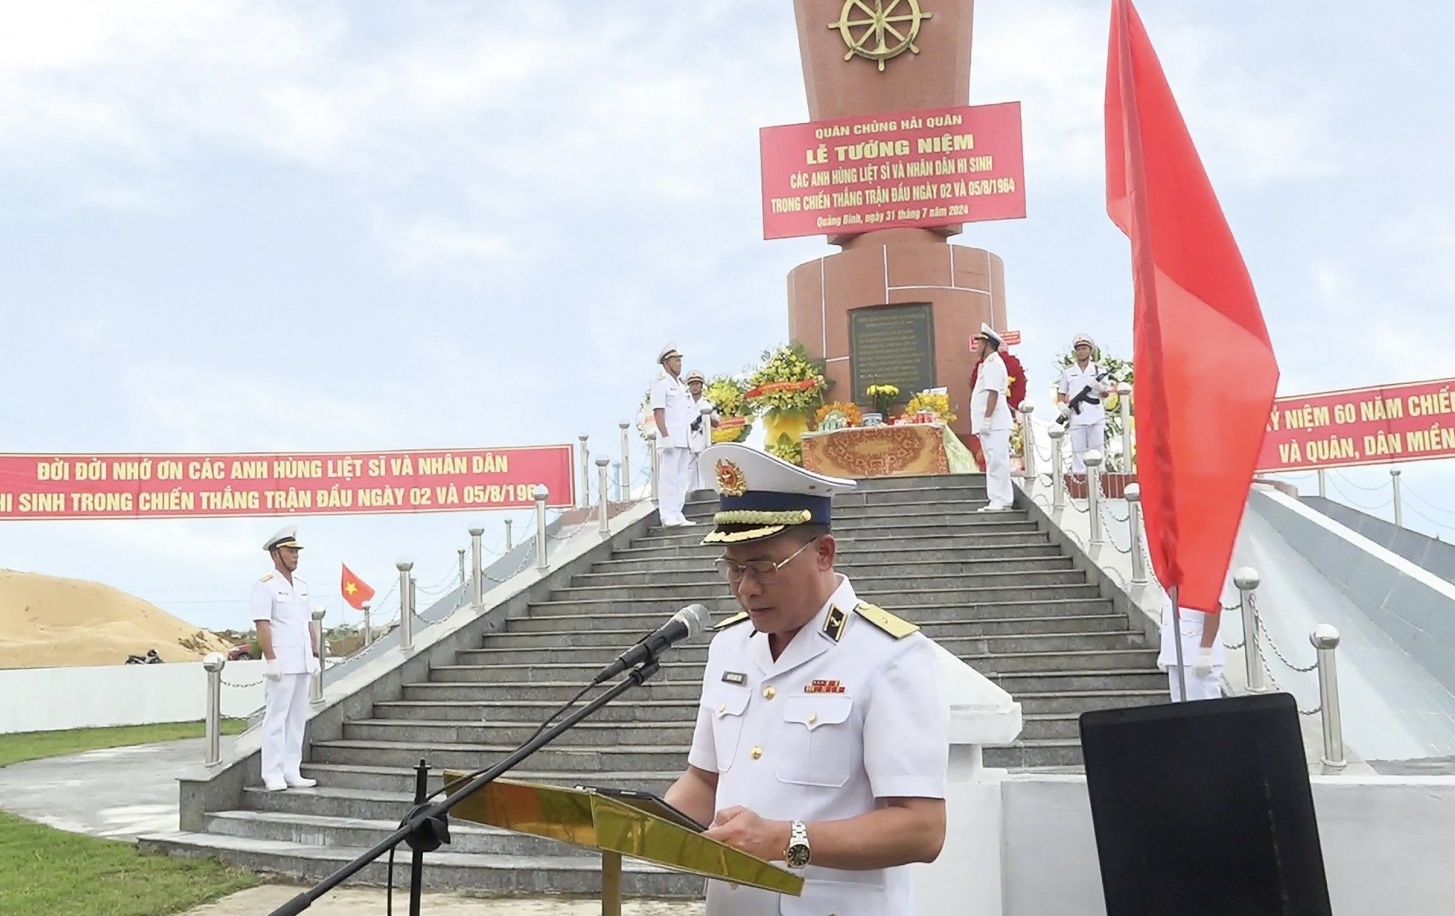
top-left (849, 303), bottom-right (936, 404)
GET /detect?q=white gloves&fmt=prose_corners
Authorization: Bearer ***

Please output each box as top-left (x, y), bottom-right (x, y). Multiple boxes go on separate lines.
top-left (265, 657), bottom-right (283, 681)
top-left (1157, 660), bottom-right (1168, 673)
top-left (1193, 647), bottom-right (1215, 677)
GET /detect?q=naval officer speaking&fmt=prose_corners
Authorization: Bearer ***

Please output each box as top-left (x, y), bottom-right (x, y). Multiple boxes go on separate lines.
top-left (663, 443), bottom-right (949, 916)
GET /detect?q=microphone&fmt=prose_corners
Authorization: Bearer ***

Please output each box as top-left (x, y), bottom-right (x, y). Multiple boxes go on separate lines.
top-left (591, 604), bottom-right (706, 685)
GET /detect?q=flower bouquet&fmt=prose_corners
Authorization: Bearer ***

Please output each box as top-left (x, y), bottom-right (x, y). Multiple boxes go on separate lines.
top-left (865, 383), bottom-right (899, 423)
top-left (814, 401), bottom-right (862, 432)
top-left (901, 390), bottom-right (956, 425)
top-left (745, 343), bottom-right (828, 465)
top-left (705, 374), bottom-right (753, 444)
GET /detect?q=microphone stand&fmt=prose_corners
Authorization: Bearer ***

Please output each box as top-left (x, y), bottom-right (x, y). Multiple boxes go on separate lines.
top-left (265, 659), bottom-right (663, 916)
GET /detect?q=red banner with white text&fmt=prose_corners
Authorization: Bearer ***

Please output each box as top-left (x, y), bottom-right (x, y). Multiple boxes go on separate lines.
top-left (0, 446), bottom-right (575, 520)
top-left (759, 102), bottom-right (1027, 240)
top-left (1257, 378), bottom-right (1455, 472)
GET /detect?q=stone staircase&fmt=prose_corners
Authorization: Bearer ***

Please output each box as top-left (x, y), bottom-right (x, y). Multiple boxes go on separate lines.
top-left (142, 475), bottom-right (1163, 893)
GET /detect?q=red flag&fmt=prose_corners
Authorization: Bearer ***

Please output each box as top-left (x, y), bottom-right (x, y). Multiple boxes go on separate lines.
top-left (1104, 0), bottom-right (1279, 611)
top-left (340, 564), bottom-right (376, 611)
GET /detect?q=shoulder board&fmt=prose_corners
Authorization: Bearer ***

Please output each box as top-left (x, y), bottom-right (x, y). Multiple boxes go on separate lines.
top-left (711, 611), bottom-right (750, 631)
top-left (853, 602), bottom-right (918, 639)
top-left (259, 573), bottom-right (274, 582)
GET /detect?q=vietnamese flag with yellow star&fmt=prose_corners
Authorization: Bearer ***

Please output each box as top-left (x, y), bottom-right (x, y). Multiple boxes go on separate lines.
top-left (340, 564), bottom-right (376, 611)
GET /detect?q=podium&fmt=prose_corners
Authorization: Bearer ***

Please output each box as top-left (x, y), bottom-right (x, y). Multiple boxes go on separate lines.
top-left (446, 774), bottom-right (804, 914)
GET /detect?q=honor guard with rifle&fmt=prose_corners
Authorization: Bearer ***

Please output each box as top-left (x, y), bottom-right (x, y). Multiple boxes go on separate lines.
top-left (1056, 333), bottom-right (1114, 474)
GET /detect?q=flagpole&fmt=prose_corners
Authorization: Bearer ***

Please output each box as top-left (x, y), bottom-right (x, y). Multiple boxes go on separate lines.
top-left (1170, 584), bottom-right (1188, 701)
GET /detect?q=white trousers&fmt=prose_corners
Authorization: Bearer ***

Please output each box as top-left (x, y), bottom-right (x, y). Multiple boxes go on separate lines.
top-left (656, 446), bottom-right (693, 524)
top-left (685, 450), bottom-right (706, 495)
top-left (1168, 667), bottom-right (1223, 702)
top-left (978, 428), bottom-right (1013, 508)
top-left (261, 672), bottom-right (312, 784)
top-left (1069, 421), bottom-right (1105, 473)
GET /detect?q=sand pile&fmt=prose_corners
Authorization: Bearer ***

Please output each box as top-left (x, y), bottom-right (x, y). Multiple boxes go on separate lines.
top-left (0, 569), bottom-right (231, 669)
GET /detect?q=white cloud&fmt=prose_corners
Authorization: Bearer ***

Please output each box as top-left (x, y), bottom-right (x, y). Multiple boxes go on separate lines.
top-left (972, 0), bottom-right (1335, 190)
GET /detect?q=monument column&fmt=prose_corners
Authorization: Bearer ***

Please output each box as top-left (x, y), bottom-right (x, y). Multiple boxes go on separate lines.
top-left (784, 0), bottom-right (1010, 444)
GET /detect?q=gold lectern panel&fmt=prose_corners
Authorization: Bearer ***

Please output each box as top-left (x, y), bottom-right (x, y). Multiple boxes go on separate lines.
top-left (447, 775), bottom-right (803, 896)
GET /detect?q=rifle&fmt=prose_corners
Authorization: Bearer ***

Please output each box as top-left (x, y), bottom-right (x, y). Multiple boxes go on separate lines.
top-left (1056, 370), bottom-right (1108, 426)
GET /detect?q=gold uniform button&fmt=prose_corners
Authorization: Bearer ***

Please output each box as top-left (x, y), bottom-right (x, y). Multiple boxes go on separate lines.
top-left (808, 713), bottom-right (818, 724)
top-left (763, 686), bottom-right (776, 700)
top-left (750, 746), bottom-right (763, 760)
top-left (717, 703), bottom-right (726, 713)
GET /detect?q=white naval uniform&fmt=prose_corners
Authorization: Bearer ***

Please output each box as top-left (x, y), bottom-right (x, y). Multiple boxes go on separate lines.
top-left (971, 351), bottom-right (1015, 509)
top-left (1057, 362), bottom-right (1110, 474)
top-left (1157, 597), bottom-right (1226, 702)
top-left (688, 576), bottom-right (949, 916)
top-left (251, 571), bottom-right (321, 785)
top-left (650, 371), bottom-right (695, 525)
top-left (686, 396), bottom-right (719, 492)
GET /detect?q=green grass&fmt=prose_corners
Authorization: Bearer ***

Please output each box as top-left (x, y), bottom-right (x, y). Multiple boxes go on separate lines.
top-left (0, 720), bottom-right (259, 915)
top-left (0, 720), bottom-right (248, 769)
top-left (0, 811), bottom-right (257, 915)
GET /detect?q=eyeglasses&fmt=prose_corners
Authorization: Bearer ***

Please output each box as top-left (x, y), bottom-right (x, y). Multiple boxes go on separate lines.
top-left (714, 538), bottom-right (818, 585)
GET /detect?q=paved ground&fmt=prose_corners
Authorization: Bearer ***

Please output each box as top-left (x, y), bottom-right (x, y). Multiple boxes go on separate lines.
top-left (0, 735), bottom-right (232, 839)
top-left (183, 886), bottom-right (702, 915)
top-left (0, 736), bottom-right (704, 913)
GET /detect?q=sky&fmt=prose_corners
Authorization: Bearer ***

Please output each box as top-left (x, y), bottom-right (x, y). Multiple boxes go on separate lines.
top-left (1, 0), bottom-right (1452, 632)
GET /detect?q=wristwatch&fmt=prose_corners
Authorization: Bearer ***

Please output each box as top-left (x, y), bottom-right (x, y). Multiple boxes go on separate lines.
top-left (784, 820), bottom-right (811, 868)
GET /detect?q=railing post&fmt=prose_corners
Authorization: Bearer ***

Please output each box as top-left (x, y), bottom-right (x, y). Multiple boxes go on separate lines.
top-left (396, 559), bottom-right (414, 652)
top-left (596, 457), bottom-right (611, 536)
top-left (1125, 483), bottom-right (1147, 585)
top-left (619, 421), bottom-right (632, 500)
top-left (647, 430), bottom-right (660, 503)
top-left (1391, 468), bottom-right (1403, 527)
top-left (1117, 382), bottom-right (1134, 472)
top-left (1085, 449), bottom-right (1104, 549)
top-left (1317, 469), bottom-right (1326, 499)
top-left (1048, 426), bottom-right (1066, 511)
top-left (361, 602), bottom-right (372, 648)
top-left (309, 606), bottom-right (326, 707)
top-left (456, 548), bottom-right (465, 586)
top-left (1235, 567), bottom-right (1264, 693)
top-left (1017, 401), bottom-right (1036, 490)
top-left (504, 519), bottom-right (513, 552)
top-left (613, 460), bottom-right (622, 501)
top-left (469, 527), bottom-right (484, 608)
top-left (578, 435), bottom-right (590, 508)
top-left (533, 484), bottom-right (550, 571)
top-left (202, 652), bottom-right (224, 766)
top-left (1310, 624), bottom-right (1346, 770)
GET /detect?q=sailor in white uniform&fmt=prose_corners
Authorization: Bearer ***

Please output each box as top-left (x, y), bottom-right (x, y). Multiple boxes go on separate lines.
top-left (971, 322), bottom-right (1015, 511)
top-left (250, 525), bottom-right (321, 791)
top-left (1056, 333), bottom-right (1113, 474)
top-left (1157, 592), bottom-right (1226, 702)
top-left (663, 444), bottom-right (949, 916)
top-left (650, 343), bottom-right (696, 526)
top-left (685, 369), bottom-right (720, 492)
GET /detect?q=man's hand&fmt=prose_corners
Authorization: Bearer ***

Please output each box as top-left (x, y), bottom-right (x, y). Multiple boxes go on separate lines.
top-left (1194, 647), bottom-right (1215, 677)
top-left (703, 806), bottom-right (789, 862)
top-left (265, 657), bottom-right (283, 681)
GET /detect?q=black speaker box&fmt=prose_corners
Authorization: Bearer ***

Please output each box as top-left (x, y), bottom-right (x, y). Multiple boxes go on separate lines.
top-left (1078, 693), bottom-right (1333, 916)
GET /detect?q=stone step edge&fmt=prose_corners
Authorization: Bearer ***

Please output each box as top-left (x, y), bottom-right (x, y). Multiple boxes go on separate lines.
top-left (138, 831), bottom-right (675, 873)
top-left (430, 650), bottom-right (1156, 670)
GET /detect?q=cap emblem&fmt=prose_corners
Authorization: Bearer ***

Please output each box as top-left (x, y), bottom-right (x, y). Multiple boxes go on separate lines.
top-left (716, 459), bottom-right (748, 497)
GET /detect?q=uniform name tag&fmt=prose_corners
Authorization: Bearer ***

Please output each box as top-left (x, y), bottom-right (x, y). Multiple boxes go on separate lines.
top-left (721, 671), bottom-right (747, 685)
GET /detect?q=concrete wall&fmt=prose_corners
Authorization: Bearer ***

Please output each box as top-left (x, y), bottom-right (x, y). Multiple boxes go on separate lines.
top-left (1303, 495), bottom-right (1455, 585)
top-left (1001, 774), bottom-right (1455, 916)
top-left (0, 659), bottom-right (265, 734)
top-left (1253, 489), bottom-right (1455, 696)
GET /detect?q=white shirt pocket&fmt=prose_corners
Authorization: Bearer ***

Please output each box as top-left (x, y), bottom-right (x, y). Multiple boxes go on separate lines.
top-left (708, 687), bottom-right (750, 771)
top-left (776, 694), bottom-right (855, 788)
